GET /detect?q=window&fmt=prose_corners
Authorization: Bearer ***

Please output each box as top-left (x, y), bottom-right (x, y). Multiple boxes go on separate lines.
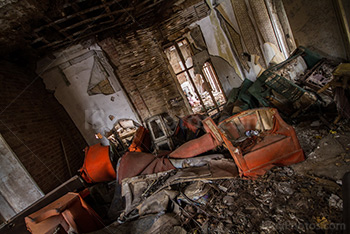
top-left (165, 39), bottom-right (226, 115)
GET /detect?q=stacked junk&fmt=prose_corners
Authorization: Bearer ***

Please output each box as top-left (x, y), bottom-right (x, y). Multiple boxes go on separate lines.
top-left (24, 47), bottom-right (350, 233)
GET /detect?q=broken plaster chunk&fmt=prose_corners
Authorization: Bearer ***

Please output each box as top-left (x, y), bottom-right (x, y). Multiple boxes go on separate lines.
top-left (328, 194), bottom-right (343, 210)
top-left (310, 120), bottom-right (321, 127)
top-left (277, 182), bottom-right (294, 195)
top-left (260, 220), bottom-right (277, 233)
top-left (223, 196), bottom-right (235, 206)
top-left (95, 133), bottom-right (103, 139)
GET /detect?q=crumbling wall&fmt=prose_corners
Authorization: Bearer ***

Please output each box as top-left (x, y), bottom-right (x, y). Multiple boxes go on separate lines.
top-left (283, 0), bottom-right (347, 60)
top-left (196, 1), bottom-right (243, 77)
top-left (0, 61), bottom-right (86, 193)
top-left (37, 44), bottom-right (139, 145)
top-left (99, 28), bottom-right (190, 121)
top-left (188, 0), bottom-right (283, 95)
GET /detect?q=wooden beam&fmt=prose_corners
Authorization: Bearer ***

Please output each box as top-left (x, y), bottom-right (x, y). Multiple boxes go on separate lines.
top-left (71, 3), bottom-right (87, 20)
top-left (101, 0), bottom-right (114, 21)
top-left (59, 7), bottom-right (134, 33)
top-left (39, 19), bottom-right (131, 50)
top-left (42, 16), bottom-right (73, 41)
top-left (34, 0), bottom-right (124, 33)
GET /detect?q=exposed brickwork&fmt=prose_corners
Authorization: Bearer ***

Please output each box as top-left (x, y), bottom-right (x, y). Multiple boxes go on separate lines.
top-left (0, 61), bottom-right (87, 193)
top-left (233, 0), bottom-right (267, 67)
top-left (98, 2), bottom-right (211, 121)
top-left (158, 1), bottom-right (209, 41)
top-left (99, 28), bottom-right (190, 121)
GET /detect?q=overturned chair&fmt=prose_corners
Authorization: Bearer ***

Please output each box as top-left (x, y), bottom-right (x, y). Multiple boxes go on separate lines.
top-left (218, 108), bottom-right (305, 177)
top-left (169, 108), bottom-right (305, 178)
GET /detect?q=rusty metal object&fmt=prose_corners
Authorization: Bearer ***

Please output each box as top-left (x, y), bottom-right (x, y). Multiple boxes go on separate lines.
top-left (218, 108), bottom-right (305, 177)
top-left (25, 192), bottom-right (103, 234)
top-left (79, 143), bottom-right (116, 183)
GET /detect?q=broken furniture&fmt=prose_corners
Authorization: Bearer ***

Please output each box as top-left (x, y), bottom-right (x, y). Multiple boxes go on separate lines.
top-left (1, 176), bottom-right (85, 234)
top-left (115, 166), bottom-right (343, 233)
top-left (118, 151), bottom-right (175, 183)
top-left (172, 114), bottom-right (207, 148)
top-left (107, 119), bottom-right (142, 155)
top-left (25, 192), bottom-right (103, 234)
top-left (128, 126), bottom-right (152, 153)
top-left (318, 63), bottom-right (350, 123)
top-left (169, 107), bottom-right (304, 178)
top-left (248, 61), bottom-right (317, 118)
top-left (169, 120), bottom-right (222, 159)
top-left (298, 58), bottom-right (337, 96)
top-left (247, 47), bottom-right (319, 118)
top-left (169, 154), bottom-right (225, 168)
top-left (218, 78), bottom-right (259, 123)
top-left (145, 114), bottom-right (175, 150)
top-left (218, 108), bottom-right (305, 177)
top-left (79, 143), bottom-right (116, 184)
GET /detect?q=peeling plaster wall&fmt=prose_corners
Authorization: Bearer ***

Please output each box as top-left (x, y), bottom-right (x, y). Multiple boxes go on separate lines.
top-left (283, 0), bottom-right (347, 60)
top-left (37, 44), bottom-right (139, 145)
top-left (210, 55), bottom-right (242, 96)
top-left (190, 0), bottom-right (245, 95)
top-left (196, 1), bottom-right (244, 78)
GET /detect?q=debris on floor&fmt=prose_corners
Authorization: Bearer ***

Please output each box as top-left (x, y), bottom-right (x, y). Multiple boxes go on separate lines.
top-left (94, 166), bottom-right (344, 234)
top-left (170, 167), bottom-right (343, 233)
top-left (292, 130), bottom-right (350, 181)
top-left (19, 47), bottom-right (350, 234)
top-left (217, 108), bottom-right (304, 178)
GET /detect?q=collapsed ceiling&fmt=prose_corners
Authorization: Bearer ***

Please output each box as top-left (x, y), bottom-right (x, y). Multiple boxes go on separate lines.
top-left (0, 0), bottom-right (198, 57)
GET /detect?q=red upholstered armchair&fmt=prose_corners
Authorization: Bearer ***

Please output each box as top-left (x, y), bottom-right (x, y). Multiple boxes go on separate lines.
top-left (218, 108), bottom-right (305, 177)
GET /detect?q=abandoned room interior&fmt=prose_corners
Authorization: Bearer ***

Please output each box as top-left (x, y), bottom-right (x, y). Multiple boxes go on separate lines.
top-left (0, 0), bottom-right (350, 233)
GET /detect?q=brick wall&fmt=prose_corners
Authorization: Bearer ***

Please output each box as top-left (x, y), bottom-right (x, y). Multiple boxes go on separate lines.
top-left (98, 1), bottom-right (210, 122)
top-left (99, 28), bottom-right (191, 121)
top-left (0, 61), bottom-right (87, 194)
top-left (158, 1), bottom-right (209, 41)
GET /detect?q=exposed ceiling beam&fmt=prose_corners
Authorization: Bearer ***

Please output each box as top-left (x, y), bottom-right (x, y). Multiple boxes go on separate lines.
top-left (34, 0), bottom-right (124, 33)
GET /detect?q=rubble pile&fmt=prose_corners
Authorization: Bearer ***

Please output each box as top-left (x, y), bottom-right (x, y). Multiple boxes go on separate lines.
top-left (17, 47), bottom-right (349, 234)
top-left (173, 167), bottom-right (343, 233)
